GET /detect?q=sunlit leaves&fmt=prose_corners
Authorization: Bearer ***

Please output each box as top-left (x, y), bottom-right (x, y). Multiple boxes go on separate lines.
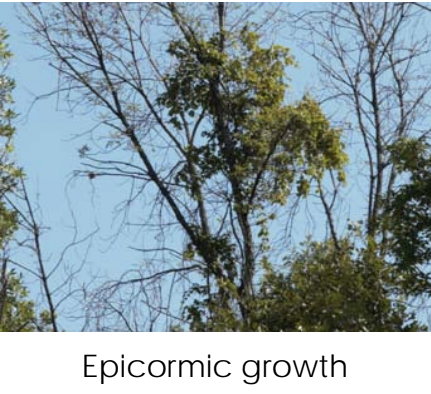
top-left (159, 26), bottom-right (347, 211)
top-left (157, 20), bottom-right (348, 330)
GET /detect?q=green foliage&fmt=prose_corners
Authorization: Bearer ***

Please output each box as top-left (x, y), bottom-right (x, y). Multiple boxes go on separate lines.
top-left (0, 28), bottom-right (47, 332)
top-left (159, 27), bottom-right (346, 210)
top-left (254, 237), bottom-right (423, 332)
top-left (157, 24), bottom-right (347, 330)
top-left (0, 28), bottom-right (18, 244)
top-left (386, 138), bottom-right (431, 295)
top-left (0, 272), bottom-right (51, 332)
top-left (1, 28), bottom-right (20, 194)
top-left (22, 4), bottom-right (431, 331)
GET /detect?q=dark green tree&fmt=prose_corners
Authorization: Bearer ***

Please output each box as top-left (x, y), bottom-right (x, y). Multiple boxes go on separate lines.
top-left (254, 236), bottom-right (423, 332)
top-left (386, 138), bottom-right (431, 297)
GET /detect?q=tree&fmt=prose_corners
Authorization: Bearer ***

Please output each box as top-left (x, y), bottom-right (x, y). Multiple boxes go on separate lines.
top-left (21, 2), bottom-right (431, 331)
top-left (383, 0), bottom-right (431, 302)
top-left (0, 27), bottom-right (59, 332)
top-left (386, 137), bottom-right (431, 296)
top-left (0, 27), bottom-right (39, 331)
top-left (22, 3), bottom-right (348, 331)
top-left (293, 2), bottom-right (431, 320)
top-left (255, 236), bottom-right (423, 332)
top-left (0, 271), bottom-right (53, 332)
top-left (296, 3), bottom-right (431, 241)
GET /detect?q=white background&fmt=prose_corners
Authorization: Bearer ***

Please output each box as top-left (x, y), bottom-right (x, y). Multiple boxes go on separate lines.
top-left (0, 333), bottom-right (427, 393)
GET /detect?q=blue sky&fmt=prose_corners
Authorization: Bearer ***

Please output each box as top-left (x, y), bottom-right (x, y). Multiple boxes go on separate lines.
top-left (2, 3), bottom-right (148, 329)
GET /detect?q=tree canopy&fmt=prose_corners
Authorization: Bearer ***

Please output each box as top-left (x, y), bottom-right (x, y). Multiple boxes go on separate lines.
top-left (0, 2), bottom-right (429, 331)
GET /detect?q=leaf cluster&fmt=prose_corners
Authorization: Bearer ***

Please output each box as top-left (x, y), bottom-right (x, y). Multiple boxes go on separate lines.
top-left (254, 237), bottom-right (423, 332)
